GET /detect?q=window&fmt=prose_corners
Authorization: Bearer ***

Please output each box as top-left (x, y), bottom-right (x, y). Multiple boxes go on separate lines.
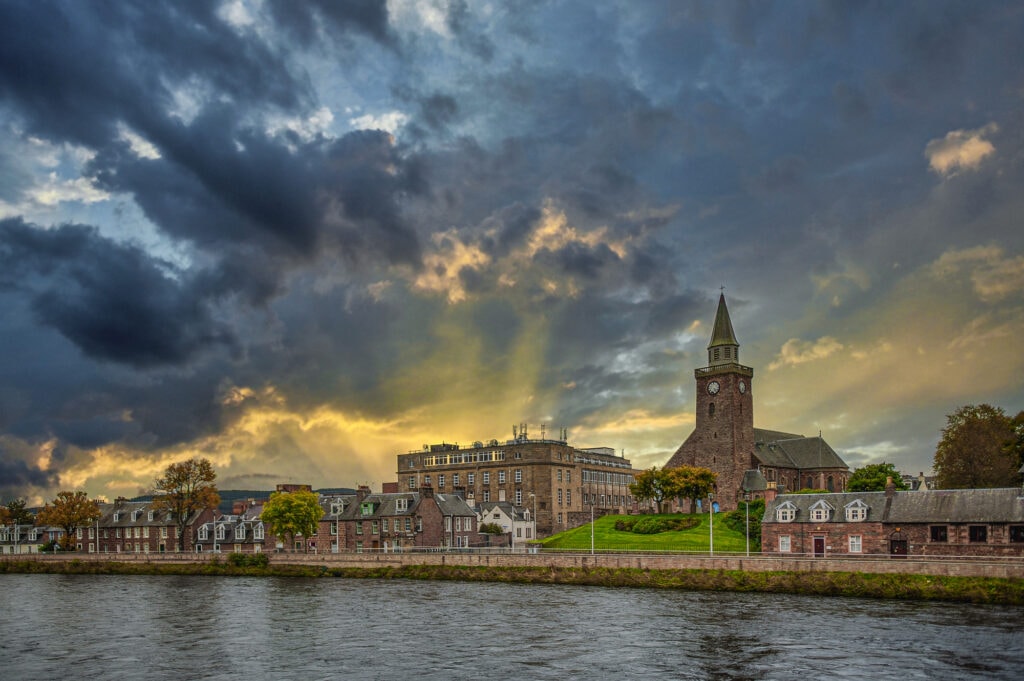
top-left (808, 500), bottom-right (833, 522)
top-left (371, 521), bottom-right (379, 535)
top-left (453, 473), bottom-right (459, 486)
top-left (331, 521), bottom-right (338, 536)
top-left (235, 525), bottom-right (245, 541)
top-left (557, 489), bottom-right (563, 505)
top-left (930, 525), bottom-right (948, 542)
top-left (498, 471), bottom-right (506, 484)
top-left (416, 517), bottom-right (423, 532)
top-left (148, 511), bottom-right (154, 521)
top-left (776, 505), bottom-right (796, 522)
top-left (483, 491), bottom-right (490, 502)
top-left (424, 475), bottom-right (431, 486)
top-left (709, 403), bottom-right (715, 417)
top-left (557, 470), bottom-right (562, 482)
top-left (969, 526), bottom-right (988, 543)
top-left (199, 526), bottom-right (209, 541)
top-left (848, 535), bottom-right (862, 553)
top-left (438, 475), bottom-right (445, 488)
top-left (160, 527), bottom-right (167, 539)
top-left (514, 469), bottom-right (522, 483)
top-left (455, 517), bottom-right (461, 532)
top-left (1010, 526), bottom-right (1024, 543)
top-left (408, 476), bottom-right (416, 490)
top-left (143, 527), bottom-right (150, 538)
top-left (845, 501), bottom-right (868, 522)
top-left (405, 518), bottom-right (412, 532)
top-left (356, 522), bottom-right (363, 535)
top-left (566, 490), bottom-right (571, 506)
top-left (468, 473), bottom-right (475, 485)
top-left (779, 536), bottom-right (791, 552)
top-left (483, 472), bottom-right (490, 485)
top-left (445, 517), bottom-right (452, 531)
top-left (557, 513), bottom-right (563, 524)
top-left (254, 523), bottom-right (264, 540)
top-left (566, 471), bottom-right (571, 483)
top-left (396, 498), bottom-right (408, 512)
top-left (515, 489), bottom-right (523, 505)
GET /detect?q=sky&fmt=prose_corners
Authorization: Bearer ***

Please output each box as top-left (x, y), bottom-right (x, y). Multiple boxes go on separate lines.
top-left (1, 1), bottom-right (1023, 504)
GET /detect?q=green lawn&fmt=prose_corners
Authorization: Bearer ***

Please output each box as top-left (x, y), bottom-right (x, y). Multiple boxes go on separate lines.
top-left (537, 513), bottom-right (752, 553)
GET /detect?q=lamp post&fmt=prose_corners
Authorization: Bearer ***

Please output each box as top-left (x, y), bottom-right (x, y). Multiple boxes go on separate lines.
top-left (708, 493), bottom-right (714, 556)
top-left (529, 493), bottom-right (537, 545)
top-left (590, 501), bottom-right (595, 555)
top-left (743, 491), bottom-right (751, 557)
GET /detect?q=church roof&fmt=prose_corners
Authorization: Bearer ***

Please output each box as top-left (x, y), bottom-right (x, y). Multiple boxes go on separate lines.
top-left (753, 428), bottom-right (848, 471)
top-left (707, 293), bottom-right (738, 348)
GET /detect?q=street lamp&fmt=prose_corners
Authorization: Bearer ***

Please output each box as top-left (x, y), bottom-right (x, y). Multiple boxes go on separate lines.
top-left (708, 493), bottom-right (714, 556)
top-left (590, 500), bottom-right (595, 555)
top-left (529, 493), bottom-right (537, 544)
top-left (743, 491), bottom-right (751, 557)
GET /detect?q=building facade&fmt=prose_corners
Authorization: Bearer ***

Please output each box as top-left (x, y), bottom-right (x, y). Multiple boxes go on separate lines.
top-left (397, 433), bottom-right (638, 537)
top-left (762, 484), bottom-right (1024, 557)
top-left (667, 294), bottom-right (849, 510)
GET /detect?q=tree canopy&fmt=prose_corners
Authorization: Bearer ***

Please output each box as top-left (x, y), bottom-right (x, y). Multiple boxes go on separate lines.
top-left (629, 466), bottom-right (717, 513)
top-left (151, 458), bottom-right (220, 552)
top-left (5, 498), bottom-right (33, 527)
top-left (35, 491), bottom-right (101, 550)
top-left (933, 404), bottom-right (1021, 489)
top-left (260, 490), bottom-right (324, 552)
top-left (846, 463), bottom-right (910, 492)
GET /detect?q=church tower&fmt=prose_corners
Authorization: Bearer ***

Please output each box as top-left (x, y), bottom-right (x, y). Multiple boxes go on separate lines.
top-left (666, 293), bottom-right (754, 511)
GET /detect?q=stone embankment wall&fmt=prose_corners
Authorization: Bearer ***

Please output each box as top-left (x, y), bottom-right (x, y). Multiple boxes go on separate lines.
top-left (11, 551), bottom-right (1020, 579)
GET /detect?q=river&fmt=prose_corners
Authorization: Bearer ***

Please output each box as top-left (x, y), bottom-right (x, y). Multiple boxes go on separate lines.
top-left (0, 574), bottom-right (1019, 680)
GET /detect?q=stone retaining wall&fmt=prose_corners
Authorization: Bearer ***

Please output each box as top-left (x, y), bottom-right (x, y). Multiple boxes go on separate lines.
top-left (14, 550), bottom-right (1017, 578)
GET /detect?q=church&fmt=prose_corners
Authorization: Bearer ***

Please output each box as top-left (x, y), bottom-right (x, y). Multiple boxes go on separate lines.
top-left (666, 294), bottom-right (850, 511)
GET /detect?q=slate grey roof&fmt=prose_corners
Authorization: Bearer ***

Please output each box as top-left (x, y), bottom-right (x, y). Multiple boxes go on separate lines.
top-left (765, 488), bottom-right (1024, 524)
top-left (338, 492), bottom-right (476, 519)
top-left (753, 428), bottom-right (848, 470)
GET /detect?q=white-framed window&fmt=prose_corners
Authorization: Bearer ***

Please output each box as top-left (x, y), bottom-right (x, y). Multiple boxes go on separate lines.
top-left (453, 473), bottom-right (460, 486)
top-left (779, 535), bottom-right (791, 552)
top-left (848, 535), bottom-right (862, 553)
top-left (498, 471), bottom-right (506, 484)
top-left (445, 517), bottom-right (452, 532)
top-left (455, 517), bottom-right (461, 532)
top-left (198, 526), bottom-right (208, 540)
top-left (396, 498), bottom-right (408, 512)
top-left (845, 500), bottom-right (868, 522)
top-left (236, 525), bottom-right (246, 541)
top-left (148, 511), bottom-right (154, 522)
top-left (405, 518), bottom-right (412, 532)
top-left (371, 521), bottom-right (379, 535)
top-left (468, 473), bottom-right (475, 485)
top-left (143, 527), bottom-right (150, 538)
top-left (408, 476), bottom-right (416, 490)
top-left (215, 524), bottom-right (225, 540)
top-left (776, 502), bottom-right (797, 522)
top-left (557, 489), bottom-right (563, 505)
top-left (566, 490), bottom-right (571, 506)
top-left (483, 472), bottom-right (490, 484)
top-left (566, 471), bottom-right (572, 483)
top-left (557, 513), bottom-right (563, 524)
top-left (416, 517), bottom-right (423, 532)
top-left (160, 527), bottom-right (167, 538)
top-left (808, 500), bottom-right (833, 522)
top-left (438, 475), bottom-right (445, 488)
top-left (514, 469), bottom-right (522, 483)
top-left (516, 489), bottom-right (523, 505)
top-left (557, 470), bottom-right (563, 482)
top-left (76, 528), bottom-right (82, 539)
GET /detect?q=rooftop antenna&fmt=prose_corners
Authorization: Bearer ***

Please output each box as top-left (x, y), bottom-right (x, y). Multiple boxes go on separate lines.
top-left (512, 424), bottom-right (518, 439)
top-left (541, 423), bottom-right (546, 440)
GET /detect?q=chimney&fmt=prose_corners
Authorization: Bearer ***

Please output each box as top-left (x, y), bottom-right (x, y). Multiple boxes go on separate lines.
top-left (356, 485), bottom-right (371, 503)
top-left (884, 476), bottom-right (896, 498)
top-left (917, 472), bottom-right (927, 491)
top-left (420, 483), bottom-right (434, 499)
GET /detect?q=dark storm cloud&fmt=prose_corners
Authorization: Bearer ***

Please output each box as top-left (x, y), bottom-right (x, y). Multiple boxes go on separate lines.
top-left (0, 218), bottom-right (232, 367)
top-left (266, 0), bottom-right (393, 46)
top-left (0, 450), bottom-right (56, 490)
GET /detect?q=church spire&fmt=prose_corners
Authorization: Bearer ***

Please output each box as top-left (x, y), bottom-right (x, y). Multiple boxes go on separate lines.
top-left (707, 293), bottom-right (739, 366)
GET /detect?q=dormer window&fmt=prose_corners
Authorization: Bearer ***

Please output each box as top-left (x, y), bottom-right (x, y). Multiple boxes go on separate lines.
top-left (235, 525), bottom-right (246, 541)
top-left (809, 500), bottom-right (834, 522)
top-left (844, 500), bottom-right (869, 522)
top-left (147, 511), bottom-right (154, 522)
top-left (254, 523), bottom-right (264, 540)
top-left (395, 498), bottom-right (408, 512)
top-left (131, 510), bottom-right (140, 521)
top-left (198, 526), bottom-right (209, 541)
top-left (113, 512), bottom-right (120, 522)
top-left (361, 502), bottom-right (373, 516)
top-left (776, 502), bottom-right (797, 522)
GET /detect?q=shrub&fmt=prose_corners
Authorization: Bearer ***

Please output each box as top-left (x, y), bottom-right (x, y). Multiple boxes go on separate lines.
top-left (479, 523), bottom-right (504, 535)
top-left (227, 552), bottom-right (270, 568)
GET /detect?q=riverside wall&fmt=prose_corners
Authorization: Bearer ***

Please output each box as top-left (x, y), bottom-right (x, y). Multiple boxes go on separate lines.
top-left (7, 551), bottom-right (1023, 579)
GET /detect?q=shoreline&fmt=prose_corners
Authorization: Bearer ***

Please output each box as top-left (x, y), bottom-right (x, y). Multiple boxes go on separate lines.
top-left (2, 558), bottom-right (1022, 605)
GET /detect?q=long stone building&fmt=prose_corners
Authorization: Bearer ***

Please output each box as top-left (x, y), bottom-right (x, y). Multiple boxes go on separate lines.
top-left (667, 294), bottom-right (850, 511)
top-left (396, 432), bottom-right (638, 537)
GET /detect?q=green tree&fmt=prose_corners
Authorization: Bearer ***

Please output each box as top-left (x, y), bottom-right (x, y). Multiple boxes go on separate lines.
top-left (934, 404), bottom-right (1020, 489)
top-left (667, 465), bottom-right (718, 513)
top-left (260, 490), bottom-right (324, 552)
top-left (35, 491), bottom-right (102, 550)
top-left (629, 468), bottom-right (678, 512)
top-left (5, 498), bottom-right (33, 526)
top-left (847, 463), bottom-right (910, 492)
top-left (151, 458), bottom-right (220, 552)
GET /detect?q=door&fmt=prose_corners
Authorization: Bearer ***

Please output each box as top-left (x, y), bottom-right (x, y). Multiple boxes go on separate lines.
top-left (890, 540), bottom-right (908, 558)
top-left (813, 536), bottom-right (825, 557)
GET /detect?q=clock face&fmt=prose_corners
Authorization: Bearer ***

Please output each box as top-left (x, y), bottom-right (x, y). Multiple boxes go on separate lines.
top-left (707, 381), bottom-right (720, 395)
top-left (738, 380), bottom-right (746, 394)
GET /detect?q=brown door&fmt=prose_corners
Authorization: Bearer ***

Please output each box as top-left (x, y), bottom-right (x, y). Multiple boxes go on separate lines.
top-left (813, 536), bottom-right (825, 557)
top-left (890, 540), bottom-right (908, 558)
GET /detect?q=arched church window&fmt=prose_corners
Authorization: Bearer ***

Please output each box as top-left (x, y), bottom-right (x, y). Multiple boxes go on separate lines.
top-left (709, 402), bottom-right (715, 417)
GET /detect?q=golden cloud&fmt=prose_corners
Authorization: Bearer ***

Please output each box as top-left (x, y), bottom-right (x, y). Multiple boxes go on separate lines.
top-left (925, 123), bottom-right (998, 177)
top-left (768, 336), bottom-right (845, 370)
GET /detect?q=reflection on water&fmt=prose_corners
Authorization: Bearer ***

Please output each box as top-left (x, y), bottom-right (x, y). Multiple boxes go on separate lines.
top-left (0, 574), bottom-right (1020, 680)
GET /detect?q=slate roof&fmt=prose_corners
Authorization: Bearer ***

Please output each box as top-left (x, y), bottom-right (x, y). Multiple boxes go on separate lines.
top-left (753, 428), bottom-right (848, 470)
top-left (708, 293), bottom-right (738, 348)
top-left (337, 491), bottom-right (476, 520)
top-left (765, 488), bottom-right (1024, 524)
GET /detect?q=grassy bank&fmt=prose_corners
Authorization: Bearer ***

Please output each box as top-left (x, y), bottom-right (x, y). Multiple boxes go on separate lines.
top-left (3, 558), bottom-right (1021, 605)
top-left (538, 513), bottom-right (751, 552)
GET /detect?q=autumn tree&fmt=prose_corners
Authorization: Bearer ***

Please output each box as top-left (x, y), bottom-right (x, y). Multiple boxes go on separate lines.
top-left (629, 468), bottom-right (678, 513)
top-left (847, 463), bottom-right (910, 492)
top-left (934, 404), bottom-right (1021, 489)
top-left (260, 489), bottom-right (324, 552)
top-left (667, 465), bottom-right (718, 513)
top-left (152, 458), bottom-right (220, 552)
top-left (35, 491), bottom-right (101, 550)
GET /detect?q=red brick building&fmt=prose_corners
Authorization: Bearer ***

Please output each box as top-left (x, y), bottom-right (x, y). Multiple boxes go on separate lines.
top-left (762, 483), bottom-right (1024, 557)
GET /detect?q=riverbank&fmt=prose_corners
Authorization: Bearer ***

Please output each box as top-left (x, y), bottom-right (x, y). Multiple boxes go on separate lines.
top-left (3, 557), bottom-right (1022, 605)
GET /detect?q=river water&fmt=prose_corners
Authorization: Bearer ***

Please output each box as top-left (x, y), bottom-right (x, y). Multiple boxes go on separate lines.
top-left (0, 574), bottom-right (1020, 680)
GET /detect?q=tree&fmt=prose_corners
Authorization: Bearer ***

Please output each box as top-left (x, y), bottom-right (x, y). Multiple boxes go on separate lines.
top-left (5, 498), bottom-right (33, 527)
top-left (667, 465), bottom-right (717, 513)
top-left (260, 490), bottom-right (324, 552)
top-left (629, 468), bottom-right (678, 512)
top-left (847, 463), bottom-right (910, 492)
top-left (35, 491), bottom-right (101, 550)
top-left (151, 458), bottom-right (220, 552)
top-left (933, 404), bottom-right (1020, 489)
